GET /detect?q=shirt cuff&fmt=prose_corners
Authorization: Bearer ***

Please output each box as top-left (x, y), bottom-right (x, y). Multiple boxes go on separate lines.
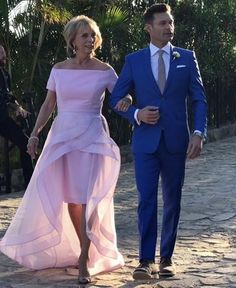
top-left (134, 109), bottom-right (141, 125)
top-left (193, 130), bottom-right (205, 140)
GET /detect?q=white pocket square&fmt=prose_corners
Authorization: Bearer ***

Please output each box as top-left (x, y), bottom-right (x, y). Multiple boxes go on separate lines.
top-left (176, 65), bottom-right (187, 68)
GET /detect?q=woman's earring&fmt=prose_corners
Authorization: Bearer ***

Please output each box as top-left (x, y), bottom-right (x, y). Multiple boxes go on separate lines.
top-left (72, 45), bottom-right (77, 55)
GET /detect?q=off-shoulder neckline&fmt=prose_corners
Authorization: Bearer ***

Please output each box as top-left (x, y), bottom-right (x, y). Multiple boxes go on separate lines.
top-left (52, 67), bottom-right (112, 72)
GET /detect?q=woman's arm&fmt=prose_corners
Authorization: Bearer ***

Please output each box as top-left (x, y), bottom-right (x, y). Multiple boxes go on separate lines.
top-left (27, 90), bottom-right (56, 159)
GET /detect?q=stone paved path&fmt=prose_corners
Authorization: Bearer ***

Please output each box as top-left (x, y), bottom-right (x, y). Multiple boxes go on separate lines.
top-left (0, 136), bottom-right (236, 287)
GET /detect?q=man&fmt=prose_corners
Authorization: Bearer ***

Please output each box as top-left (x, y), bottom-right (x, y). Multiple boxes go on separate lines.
top-left (0, 45), bottom-right (33, 188)
top-left (110, 3), bottom-right (207, 280)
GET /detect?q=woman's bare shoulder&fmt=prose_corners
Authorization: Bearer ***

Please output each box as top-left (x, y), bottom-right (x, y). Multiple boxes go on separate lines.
top-left (92, 58), bottom-right (113, 71)
top-left (53, 60), bottom-right (70, 69)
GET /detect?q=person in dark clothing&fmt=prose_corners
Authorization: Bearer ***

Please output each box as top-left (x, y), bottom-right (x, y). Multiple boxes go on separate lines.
top-left (0, 45), bottom-right (33, 188)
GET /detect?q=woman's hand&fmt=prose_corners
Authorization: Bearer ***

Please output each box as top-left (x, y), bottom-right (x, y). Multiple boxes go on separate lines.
top-left (115, 96), bottom-right (132, 112)
top-left (27, 136), bottom-right (39, 159)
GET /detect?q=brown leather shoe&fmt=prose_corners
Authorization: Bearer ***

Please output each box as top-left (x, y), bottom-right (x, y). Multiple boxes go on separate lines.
top-left (133, 260), bottom-right (158, 280)
top-left (159, 257), bottom-right (176, 277)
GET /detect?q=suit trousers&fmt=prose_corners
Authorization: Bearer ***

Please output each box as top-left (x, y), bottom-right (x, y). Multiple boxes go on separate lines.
top-left (134, 133), bottom-right (186, 262)
top-left (0, 116), bottom-right (33, 187)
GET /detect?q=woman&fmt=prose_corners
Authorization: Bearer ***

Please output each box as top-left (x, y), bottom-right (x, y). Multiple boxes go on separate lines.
top-left (0, 15), bottom-right (131, 284)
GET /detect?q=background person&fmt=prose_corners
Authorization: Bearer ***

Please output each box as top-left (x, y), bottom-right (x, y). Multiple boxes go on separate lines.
top-left (0, 45), bottom-right (33, 189)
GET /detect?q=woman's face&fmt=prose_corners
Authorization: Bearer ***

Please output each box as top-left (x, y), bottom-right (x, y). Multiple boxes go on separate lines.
top-left (73, 25), bottom-right (97, 55)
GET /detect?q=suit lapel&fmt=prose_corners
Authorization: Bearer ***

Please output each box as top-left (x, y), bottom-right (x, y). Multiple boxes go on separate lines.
top-left (143, 45), bottom-right (180, 94)
top-left (164, 45), bottom-right (175, 91)
top-left (143, 47), bottom-right (161, 94)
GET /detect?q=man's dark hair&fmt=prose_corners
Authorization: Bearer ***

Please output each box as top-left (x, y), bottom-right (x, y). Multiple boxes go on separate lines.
top-left (144, 3), bottom-right (171, 24)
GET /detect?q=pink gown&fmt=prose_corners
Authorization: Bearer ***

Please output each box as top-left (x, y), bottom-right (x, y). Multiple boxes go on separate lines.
top-left (0, 67), bottom-right (124, 275)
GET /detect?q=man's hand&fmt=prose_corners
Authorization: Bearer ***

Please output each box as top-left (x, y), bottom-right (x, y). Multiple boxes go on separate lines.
top-left (15, 106), bottom-right (30, 118)
top-left (187, 134), bottom-right (203, 159)
top-left (137, 106), bottom-right (160, 125)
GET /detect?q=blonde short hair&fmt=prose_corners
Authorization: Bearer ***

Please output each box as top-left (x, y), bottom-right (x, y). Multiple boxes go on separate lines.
top-left (63, 15), bottom-right (102, 57)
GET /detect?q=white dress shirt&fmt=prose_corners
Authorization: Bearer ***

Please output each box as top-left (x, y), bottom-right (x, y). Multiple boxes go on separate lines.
top-left (150, 42), bottom-right (171, 82)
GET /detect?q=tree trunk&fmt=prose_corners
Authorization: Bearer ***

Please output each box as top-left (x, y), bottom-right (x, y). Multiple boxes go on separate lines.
top-left (28, 18), bottom-right (46, 91)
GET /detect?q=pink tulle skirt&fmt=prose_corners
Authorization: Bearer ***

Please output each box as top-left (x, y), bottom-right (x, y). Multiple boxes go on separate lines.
top-left (0, 111), bottom-right (124, 275)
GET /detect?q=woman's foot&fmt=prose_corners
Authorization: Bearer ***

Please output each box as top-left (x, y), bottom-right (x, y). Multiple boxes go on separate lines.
top-left (78, 276), bottom-right (91, 284)
top-left (78, 255), bottom-right (91, 284)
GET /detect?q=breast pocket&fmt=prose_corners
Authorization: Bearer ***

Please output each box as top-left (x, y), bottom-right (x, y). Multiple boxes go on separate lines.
top-left (174, 65), bottom-right (189, 83)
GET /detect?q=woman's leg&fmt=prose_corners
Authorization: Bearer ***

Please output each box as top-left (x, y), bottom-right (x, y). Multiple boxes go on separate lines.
top-left (68, 203), bottom-right (91, 278)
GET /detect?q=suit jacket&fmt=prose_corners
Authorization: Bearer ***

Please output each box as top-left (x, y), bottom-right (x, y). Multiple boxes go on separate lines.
top-left (110, 44), bottom-right (207, 154)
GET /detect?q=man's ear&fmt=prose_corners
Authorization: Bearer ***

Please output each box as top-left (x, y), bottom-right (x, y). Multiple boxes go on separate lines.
top-left (144, 23), bottom-right (152, 34)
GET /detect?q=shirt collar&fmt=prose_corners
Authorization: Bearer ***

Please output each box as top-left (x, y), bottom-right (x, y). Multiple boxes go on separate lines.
top-left (149, 42), bottom-right (171, 57)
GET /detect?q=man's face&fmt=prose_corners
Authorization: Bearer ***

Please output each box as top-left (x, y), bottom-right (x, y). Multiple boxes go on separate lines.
top-left (146, 12), bottom-right (174, 47)
top-left (0, 46), bottom-right (7, 66)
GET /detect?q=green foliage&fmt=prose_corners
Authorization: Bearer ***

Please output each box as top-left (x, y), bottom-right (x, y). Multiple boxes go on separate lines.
top-left (0, 0), bottom-right (235, 144)
top-left (40, 2), bottom-right (71, 24)
top-left (173, 0), bottom-right (236, 127)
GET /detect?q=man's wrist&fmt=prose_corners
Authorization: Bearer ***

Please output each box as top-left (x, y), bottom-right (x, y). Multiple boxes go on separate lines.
top-left (193, 130), bottom-right (204, 139)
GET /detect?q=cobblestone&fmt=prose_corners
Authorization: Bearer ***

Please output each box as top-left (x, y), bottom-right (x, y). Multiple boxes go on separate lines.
top-left (0, 136), bottom-right (236, 287)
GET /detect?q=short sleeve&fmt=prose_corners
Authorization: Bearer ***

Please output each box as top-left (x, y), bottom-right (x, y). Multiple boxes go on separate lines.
top-left (107, 67), bottom-right (118, 93)
top-left (46, 68), bottom-right (56, 91)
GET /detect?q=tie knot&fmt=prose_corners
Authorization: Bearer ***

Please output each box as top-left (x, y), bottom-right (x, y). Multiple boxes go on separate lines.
top-left (158, 50), bottom-right (164, 56)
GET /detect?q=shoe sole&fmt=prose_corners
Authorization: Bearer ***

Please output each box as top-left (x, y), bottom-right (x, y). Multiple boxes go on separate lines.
top-left (133, 271), bottom-right (152, 280)
top-left (159, 272), bottom-right (175, 277)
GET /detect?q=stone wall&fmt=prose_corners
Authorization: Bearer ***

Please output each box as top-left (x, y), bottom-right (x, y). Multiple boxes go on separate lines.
top-left (120, 122), bottom-right (236, 164)
top-left (1, 123), bottom-right (236, 192)
top-left (207, 123), bottom-right (236, 142)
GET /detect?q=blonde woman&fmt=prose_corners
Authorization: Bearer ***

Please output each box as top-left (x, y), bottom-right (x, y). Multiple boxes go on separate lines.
top-left (0, 15), bottom-right (130, 284)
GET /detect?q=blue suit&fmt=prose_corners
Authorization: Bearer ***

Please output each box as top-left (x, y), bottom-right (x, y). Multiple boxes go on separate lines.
top-left (110, 45), bottom-right (207, 261)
